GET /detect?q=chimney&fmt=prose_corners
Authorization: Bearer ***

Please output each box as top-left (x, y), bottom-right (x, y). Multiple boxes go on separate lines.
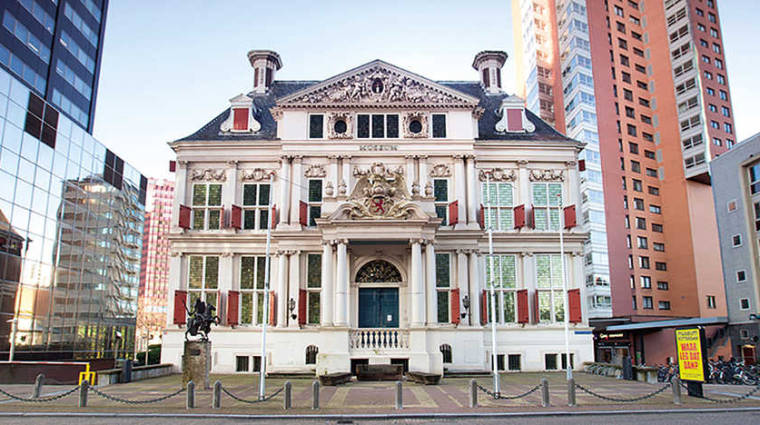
top-left (247, 50), bottom-right (282, 93)
top-left (472, 51), bottom-right (507, 94)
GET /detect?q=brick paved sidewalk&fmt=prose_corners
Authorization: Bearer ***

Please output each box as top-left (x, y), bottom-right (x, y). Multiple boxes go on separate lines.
top-left (0, 372), bottom-right (758, 414)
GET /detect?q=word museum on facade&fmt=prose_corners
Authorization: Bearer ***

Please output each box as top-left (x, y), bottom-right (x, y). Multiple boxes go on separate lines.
top-left (162, 50), bottom-right (594, 374)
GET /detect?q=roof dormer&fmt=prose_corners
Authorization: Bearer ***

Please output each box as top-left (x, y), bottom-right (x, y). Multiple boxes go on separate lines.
top-left (495, 95), bottom-right (535, 133)
top-left (248, 49), bottom-right (282, 93)
top-left (472, 50), bottom-right (507, 94)
top-left (220, 94), bottom-right (261, 133)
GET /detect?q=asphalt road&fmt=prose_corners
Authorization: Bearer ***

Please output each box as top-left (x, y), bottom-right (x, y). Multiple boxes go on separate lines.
top-left (1, 411), bottom-right (759, 425)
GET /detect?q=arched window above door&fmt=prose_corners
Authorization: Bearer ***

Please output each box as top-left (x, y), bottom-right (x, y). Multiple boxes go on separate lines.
top-left (355, 260), bottom-right (402, 283)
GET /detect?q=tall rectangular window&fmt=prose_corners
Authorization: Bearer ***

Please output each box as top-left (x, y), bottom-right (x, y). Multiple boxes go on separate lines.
top-left (239, 256), bottom-right (268, 325)
top-left (485, 255), bottom-right (518, 323)
top-left (242, 183), bottom-right (271, 230)
top-left (482, 182), bottom-right (514, 231)
top-left (532, 183), bottom-right (562, 230)
top-left (535, 254), bottom-right (566, 323)
top-left (309, 114), bottom-right (324, 138)
top-left (432, 114), bottom-right (447, 138)
top-left (434, 179), bottom-right (449, 225)
top-left (188, 256), bottom-right (219, 308)
top-left (306, 254), bottom-right (321, 324)
top-left (192, 183), bottom-right (222, 230)
top-left (436, 253), bottom-right (450, 323)
top-left (308, 179), bottom-right (322, 227)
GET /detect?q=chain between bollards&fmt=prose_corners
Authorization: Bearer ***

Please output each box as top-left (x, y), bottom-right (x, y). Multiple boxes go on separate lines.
top-left (541, 377), bottom-right (550, 407)
top-left (212, 380), bottom-right (221, 409)
top-left (186, 381), bottom-right (195, 409)
top-left (567, 378), bottom-right (576, 407)
top-left (469, 379), bottom-right (477, 408)
top-left (283, 381), bottom-right (292, 410)
top-left (395, 380), bottom-right (403, 410)
top-left (312, 380), bottom-right (320, 410)
top-left (33, 374), bottom-right (44, 399)
top-left (78, 380), bottom-right (89, 408)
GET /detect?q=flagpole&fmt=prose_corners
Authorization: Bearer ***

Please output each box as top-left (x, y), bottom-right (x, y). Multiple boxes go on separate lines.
top-left (259, 174), bottom-right (274, 399)
top-left (486, 172), bottom-right (500, 396)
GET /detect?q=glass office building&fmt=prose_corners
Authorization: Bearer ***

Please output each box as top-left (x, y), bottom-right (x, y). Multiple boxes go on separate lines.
top-left (0, 67), bottom-right (146, 360)
top-left (0, 0), bottom-right (108, 133)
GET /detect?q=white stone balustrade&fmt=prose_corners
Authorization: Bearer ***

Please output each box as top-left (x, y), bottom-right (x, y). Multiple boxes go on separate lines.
top-left (350, 329), bottom-right (409, 352)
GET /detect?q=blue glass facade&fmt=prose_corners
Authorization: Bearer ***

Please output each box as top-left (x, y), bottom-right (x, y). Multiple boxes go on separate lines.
top-left (0, 67), bottom-right (145, 360)
top-left (0, 0), bottom-right (108, 133)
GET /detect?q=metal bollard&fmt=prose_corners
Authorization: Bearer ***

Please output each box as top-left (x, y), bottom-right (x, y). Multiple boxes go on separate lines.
top-left (283, 381), bottom-right (292, 410)
top-left (33, 374), bottom-right (45, 399)
top-left (78, 380), bottom-right (89, 408)
top-left (469, 379), bottom-right (478, 408)
top-left (186, 381), bottom-right (195, 409)
top-left (567, 378), bottom-right (576, 407)
top-left (312, 380), bottom-right (320, 410)
top-left (672, 377), bottom-right (682, 405)
top-left (541, 378), bottom-right (550, 407)
top-left (212, 380), bottom-right (222, 409)
top-left (395, 380), bottom-right (403, 410)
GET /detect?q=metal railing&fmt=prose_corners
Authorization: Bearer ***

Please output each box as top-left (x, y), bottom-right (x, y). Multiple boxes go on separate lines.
top-left (350, 328), bottom-right (409, 351)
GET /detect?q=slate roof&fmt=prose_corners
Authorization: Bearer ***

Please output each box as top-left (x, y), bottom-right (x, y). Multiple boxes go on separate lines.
top-left (174, 80), bottom-right (574, 143)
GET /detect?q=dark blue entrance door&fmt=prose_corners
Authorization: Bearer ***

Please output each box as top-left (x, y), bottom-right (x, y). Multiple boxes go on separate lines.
top-left (358, 288), bottom-right (399, 328)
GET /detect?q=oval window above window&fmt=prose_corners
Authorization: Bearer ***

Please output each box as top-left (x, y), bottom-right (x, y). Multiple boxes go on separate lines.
top-left (334, 119), bottom-right (347, 134)
top-left (409, 119), bottom-right (422, 134)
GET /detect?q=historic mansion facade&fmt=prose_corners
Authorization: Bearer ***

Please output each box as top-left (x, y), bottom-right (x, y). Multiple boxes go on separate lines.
top-left (161, 50), bottom-right (594, 374)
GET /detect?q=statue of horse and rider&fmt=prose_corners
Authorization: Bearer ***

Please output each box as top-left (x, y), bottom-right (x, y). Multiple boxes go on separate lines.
top-left (184, 298), bottom-right (220, 341)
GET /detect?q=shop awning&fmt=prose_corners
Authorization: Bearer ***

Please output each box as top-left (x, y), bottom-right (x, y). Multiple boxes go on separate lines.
top-left (605, 316), bottom-right (728, 332)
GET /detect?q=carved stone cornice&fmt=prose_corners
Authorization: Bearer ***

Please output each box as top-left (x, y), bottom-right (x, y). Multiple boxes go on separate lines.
top-left (240, 168), bottom-right (276, 181)
top-left (190, 168), bottom-right (226, 182)
top-left (269, 107), bottom-right (283, 121)
top-left (565, 160), bottom-right (577, 167)
top-left (528, 169), bottom-right (565, 182)
top-left (452, 154), bottom-right (465, 160)
top-left (221, 251), bottom-right (233, 258)
top-left (428, 163), bottom-right (452, 178)
top-left (304, 164), bottom-right (327, 178)
top-left (479, 168), bottom-right (517, 182)
top-left (177, 160), bottom-right (188, 169)
top-left (517, 159), bottom-right (529, 167)
top-left (226, 160), bottom-right (239, 168)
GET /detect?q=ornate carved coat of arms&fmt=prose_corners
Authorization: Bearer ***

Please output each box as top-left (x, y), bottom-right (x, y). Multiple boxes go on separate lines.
top-left (347, 163), bottom-right (416, 219)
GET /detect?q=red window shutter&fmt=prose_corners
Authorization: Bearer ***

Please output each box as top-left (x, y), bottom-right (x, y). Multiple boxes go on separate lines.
top-left (231, 205), bottom-right (242, 229)
top-left (169, 160), bottom-right (176, 172)
top-left (299, 201), bottom-right (308, 227)
top-left (481, 290), bottom-right (488, 325)
top-left (514, 204), bottom-right (525, 229)
top-left (450, 288), bottom-right (461, 324)
top-left (564, 205), bottom-right (576, 229)
top-left (448, 200), bottom-right (459, 226)
top-left (527, 204), bottom-right (535, 229)
top-left (507, 108), bottom-right (523, 132)
top-left (233, 108), bottom-right (248, 130)
top-left (173, 290), bottom-right (187, 325)
top-left (517, 289), bottom-right (529, 324)
top-left (227, 291), bottom-right (239, 326)
top-left (269, 291), bottom-right (276, 326)
top-left (578, 159), bottom-right (586, 171)
top-left (568, 288), bottom-right (582, 323)
top-left (478, 204), bottom-right (485, 229)
top-left (298, 288), bottom-right (307, 325)
top-left (271, 205), bottom-right (277, 229)
top-left (532, 290), bottom-right (540, 324)
top-left (178, 205), bottom-right (191, 229)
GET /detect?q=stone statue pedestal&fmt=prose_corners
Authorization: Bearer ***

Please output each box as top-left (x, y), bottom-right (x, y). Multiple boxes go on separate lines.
top-left (182, 340), bottom-right (211, 390)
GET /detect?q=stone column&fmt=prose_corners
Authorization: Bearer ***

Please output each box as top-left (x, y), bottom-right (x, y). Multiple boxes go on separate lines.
top-left (456, 250), bottom-right (469, 325)
top-left (517, 160), bottom-right (529, 209)
top-left (522, 252), bottom-right (535, 322)
top-left (340, 156), bottom-right (351, 197)
top-left (334, 241), bottom-right (348, 326)
top-left (279, 156), bottom-right (291, 225)
top-left (290, 156), bottom-right (303, 225)
top-left (410, 239), bottom-right (424, 327)
top-left (328, 156), bottom-right (339, 197)
top-left (321, 242), bottom-right (334, 326)
top-left (276, 251), bottom-right (288, 328)
top-left (454, 155), bottom-right (466, 227)
top-left (172, 161), bottom-right (187, 232)
top-left (406, 155), bottom-right (416, 195)
top-left (425, 242), bottom-right (437, 325)
top-left (468, 250), bottom-right (481, 326)
top-left (288, 250), bottom-right (301, 327)
top-left (419, 156), bottom-right (429, 197)
top-left (466, 155), bottom-right (477, 225)
top-left (225, 160), bottom-right (239, 207)
top-left (566, 160), bottom-right (580, 213)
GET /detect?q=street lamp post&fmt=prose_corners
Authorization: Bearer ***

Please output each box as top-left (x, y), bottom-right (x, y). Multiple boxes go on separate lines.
top-left (485, 172), bottom-right (500, 396)
top-left (557, 194), bottom-right (573, 381)
top-left (258, 174), bottom-right (274, 399)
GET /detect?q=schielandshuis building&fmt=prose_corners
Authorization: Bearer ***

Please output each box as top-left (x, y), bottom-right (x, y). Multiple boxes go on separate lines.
top-left (162, 50), bottom-right (593, 374)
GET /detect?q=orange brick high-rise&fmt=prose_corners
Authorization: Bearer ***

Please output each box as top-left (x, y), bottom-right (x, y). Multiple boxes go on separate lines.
top-left (513, 0), bottom-right (736, 364)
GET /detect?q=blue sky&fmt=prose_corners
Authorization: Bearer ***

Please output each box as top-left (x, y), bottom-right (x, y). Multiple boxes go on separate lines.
top-left (92, 0), bottom-right (760, 179)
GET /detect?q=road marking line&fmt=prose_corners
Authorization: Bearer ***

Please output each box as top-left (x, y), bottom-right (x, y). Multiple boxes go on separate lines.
top-left (436, 386), bottom-right (463, 407)
top-left (410, 386), bottom-right (437, 408)
top-left (326, 387), bottom-right (349, 408)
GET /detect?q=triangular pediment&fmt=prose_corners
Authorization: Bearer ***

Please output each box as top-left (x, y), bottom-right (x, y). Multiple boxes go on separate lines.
top-left (276, 60), bottom-right (480, 109)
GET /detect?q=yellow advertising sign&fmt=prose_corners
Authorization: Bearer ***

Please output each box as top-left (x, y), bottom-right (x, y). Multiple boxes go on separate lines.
top-left (675, 328), bottom-right (705, 382)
